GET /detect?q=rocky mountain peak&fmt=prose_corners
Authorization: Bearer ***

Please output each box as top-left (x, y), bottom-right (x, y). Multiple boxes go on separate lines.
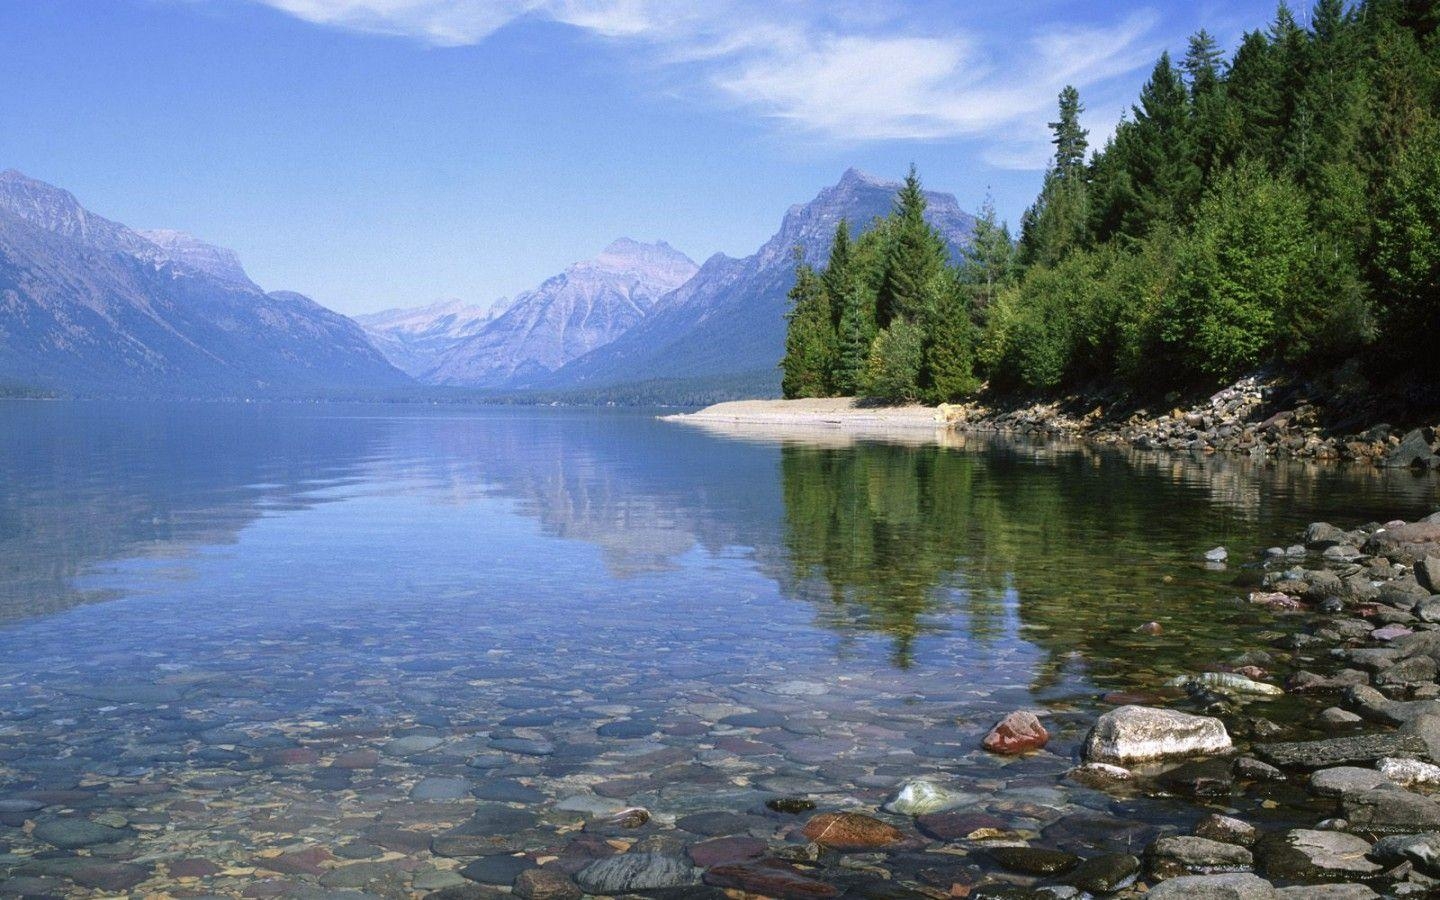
top-left (582, 238), bottom-right (699, 282)
top-left (137, 229), bottom-right (257, 290)
top-left (757, 169), bottom-right (976, 270)
top-left (0, 170), bottom-right (159, 259)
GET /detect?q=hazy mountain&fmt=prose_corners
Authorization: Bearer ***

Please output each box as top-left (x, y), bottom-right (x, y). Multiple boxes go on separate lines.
top-left (534, 169), bottom-right (976, 399)
top-left (136, 228), bottom-right (258, 290)
top-left (0, 170), bottom-right (406, 396)
top-left (355, 298), bottom-right (507, 378)
top-left (425, 238), bottom-right (698, 388)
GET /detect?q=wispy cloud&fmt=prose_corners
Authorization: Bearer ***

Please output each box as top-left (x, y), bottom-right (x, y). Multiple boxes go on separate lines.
top-left (240, 0), bottom-right (1164, 168)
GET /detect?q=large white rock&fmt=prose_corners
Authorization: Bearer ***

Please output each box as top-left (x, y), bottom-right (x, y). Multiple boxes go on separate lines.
top-left (1083, 705), bottom-right (1232, 764)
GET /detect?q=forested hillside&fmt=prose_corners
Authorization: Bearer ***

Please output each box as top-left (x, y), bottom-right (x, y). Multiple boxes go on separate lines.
top-left (783, 0), bottom-right (1439, 404)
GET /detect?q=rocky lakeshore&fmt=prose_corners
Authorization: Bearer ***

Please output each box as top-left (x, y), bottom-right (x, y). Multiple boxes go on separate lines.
top-left (1, 505), bottom-right (1440, 898)
top-left (942, 374), bottom-right (1440, 469)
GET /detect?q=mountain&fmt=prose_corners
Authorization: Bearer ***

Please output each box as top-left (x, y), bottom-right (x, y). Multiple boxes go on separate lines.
top-left (424, 238), bottom-right (698, 388)
top-left (355, 298), bottom-right (507, 378)
top-left (0, 170), bottom-right (406, 396)
top-left (532, 169), bottom-right (976, 399)
top-left (137, 228), bottom-right (257, 290)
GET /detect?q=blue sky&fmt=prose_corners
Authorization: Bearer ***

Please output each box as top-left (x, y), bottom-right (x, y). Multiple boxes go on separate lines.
top-left (0, 0), bottom-right (1279, 314)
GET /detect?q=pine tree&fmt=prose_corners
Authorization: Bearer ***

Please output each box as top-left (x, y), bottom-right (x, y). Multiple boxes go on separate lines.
top-left (1184, 29), bottom-right (1229, 177)
top-left (1218, 30), bottom-right (1283, 168)
top-left (822, 220), bottom-right (855, 332)
top-left (780, 252), bottom-right (835, 398)
top-left (922, 272), bottom-right (978, 402)
top-left (876, 166), bottom-right (948, 327)
top-left (1124, 52), bottom-right (1201, 234)
top-left (959, 193), bottom-right (1014, 323)
top-left (1020, 87), bottom-right (1092, 265)
top-left (1050, 86), bottom-right (1089, 175)
top-left (833, 282), bottom-right (872, 396)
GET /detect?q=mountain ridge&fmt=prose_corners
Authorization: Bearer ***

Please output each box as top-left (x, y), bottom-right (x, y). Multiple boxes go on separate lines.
top-left (0, 170), bottom-right (406, 396)
top-left (530, 169), bottom-right (976, 397)
top-left (422, 238), bottom-right (698, 388)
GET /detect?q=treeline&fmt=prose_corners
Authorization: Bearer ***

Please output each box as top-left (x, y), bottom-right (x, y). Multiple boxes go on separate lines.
top-left (783, 0), bottom-right (1439, 403)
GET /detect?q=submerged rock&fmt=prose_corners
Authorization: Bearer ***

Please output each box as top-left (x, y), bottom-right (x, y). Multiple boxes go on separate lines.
top-left (1083, 705), bottom-right (1232, 764)
top-left (1066, 852), bottom-right (1140, 893)
top-left (1169, 672), bottom-right (1283, 697)
top-left (801, 812), bottom-right (907, 850)
top-left (989, 846), bottom-right (1080, 876)
top-left (882, 780), bottom-right (972, 815)
top-left (574, 853), bottom-right (700, 893)
top-left (703, 859), bottom-right (838, 898)
top-left (32, 819), bottom-right (131, 849)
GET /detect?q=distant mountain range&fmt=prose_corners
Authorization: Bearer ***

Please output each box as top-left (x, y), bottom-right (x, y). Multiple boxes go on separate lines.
top-left (355, 298), bottom-right (508, 379)
top-left (364, 169), bottom-right (975, 399)
top-left (360, 238), bottom-right (698, 387)
top-left (0, 170), bottom-right (405, 396)
top-left (532, 169), bottom-right (976, 397)
top-left (0, 168), bottom-right (975, 401)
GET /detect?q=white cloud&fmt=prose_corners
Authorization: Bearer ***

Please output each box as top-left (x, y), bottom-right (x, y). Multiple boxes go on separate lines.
top-left (240, 0), bottom-right (1164, 168)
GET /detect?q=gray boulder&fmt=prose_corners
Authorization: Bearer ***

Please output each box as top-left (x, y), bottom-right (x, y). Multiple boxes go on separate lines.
top-left (1084, 706), bottom-right (1232, 764)
top-left (1380, 429), bottom-right (1438, 469)
top-left (1418, 556), bottom-right (1440, 594)
top-left (1342, 786), bottom-right (1440, 833)
top-left (1146, 873), bottom-right (1275, 899)
top-left (574, 853), bottom-right (701, 894)
top-left (1309, 766), bottom-right (1389, 798)
top-left (1261, 829), bottom-right (1382, 881)
top-left (1148, 836), bottom-right (1253, 879)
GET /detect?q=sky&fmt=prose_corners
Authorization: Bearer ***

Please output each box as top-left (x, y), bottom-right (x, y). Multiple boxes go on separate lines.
top-left (0, 0), bottom-right (1281, 315)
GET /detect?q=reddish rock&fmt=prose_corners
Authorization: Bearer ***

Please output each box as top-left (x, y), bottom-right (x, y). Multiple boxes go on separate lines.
top-left (1248, 591), bottom-right (1305, 611)
top-left (982, 711), bottom-right (1049, 755)
top-left (687, 836), bottom-right (768, 867)
top-left (257, 846), bottom-right (333, 876)
top-left (110, 782), bottom-right (171, 796)
top-left (1367, 522), bottom-right (1440, 560)
top-left (801, 812), bottom-right (906, 850)
top-left (1136, 621), bottom-right (1163, 635)
top-left (513, 868), bottom-right (581, 900)
top-left (715, 735), bottom-right (775, 755)
top-left (1234, 665), bottom-right (1268, 680)
top-left (72, 862), bottom-right (150, 892)
top-left (703, 859), bottom-right (839, 898)
top-left (1373, 624), bottom-right (1413, 641)
top-left (363, 826), bottom-right (430, 854)
top-left (1101, 690), bottom-right (1164, 706)
top-left (915, 811), bottom-right (1007, 842)
top-left (264, 747), bottom-right (319, 766)
top-left (331, 749), bottom-right (380, 769)
top-left (168, 858), bottom-right (223, 878)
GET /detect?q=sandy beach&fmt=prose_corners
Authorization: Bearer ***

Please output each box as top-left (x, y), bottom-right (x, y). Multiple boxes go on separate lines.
top-left (660, 397), bottom-right (961, 445)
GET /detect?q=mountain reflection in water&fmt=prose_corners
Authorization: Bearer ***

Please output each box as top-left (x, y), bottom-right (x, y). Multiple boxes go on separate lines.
top-left (1, 401), bottom-right (1436, 684)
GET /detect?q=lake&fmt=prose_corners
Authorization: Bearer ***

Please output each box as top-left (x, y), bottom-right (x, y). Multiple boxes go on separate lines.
top-left (1, 401), bottom-right (1437, 897)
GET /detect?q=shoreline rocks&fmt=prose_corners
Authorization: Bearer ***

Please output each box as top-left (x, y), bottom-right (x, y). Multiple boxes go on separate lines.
top-left (942, 373), bottom-right (1440, 467)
